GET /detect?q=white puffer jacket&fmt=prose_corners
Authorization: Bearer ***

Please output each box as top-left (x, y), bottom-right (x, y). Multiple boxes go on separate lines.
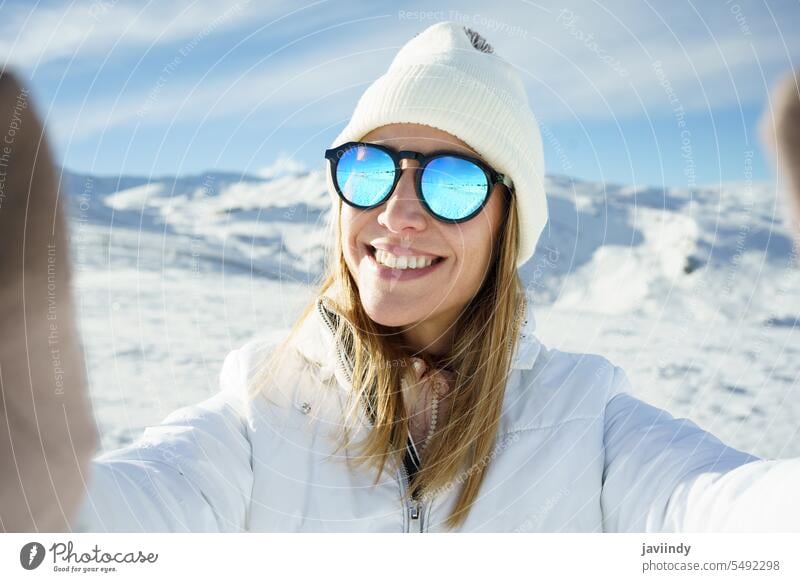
top-left (74, 293), bottom-right (800, 532)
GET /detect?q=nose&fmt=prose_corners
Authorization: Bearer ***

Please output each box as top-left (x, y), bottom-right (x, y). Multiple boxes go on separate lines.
top-left (376, 159), bottom-right (428, 232)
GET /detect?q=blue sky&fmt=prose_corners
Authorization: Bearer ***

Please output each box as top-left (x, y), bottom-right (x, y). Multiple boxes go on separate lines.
top-left (2, 0), bottom-right (799, 188)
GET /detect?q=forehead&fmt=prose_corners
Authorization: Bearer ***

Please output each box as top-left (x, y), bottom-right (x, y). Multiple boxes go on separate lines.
top-left (360, 123), bottom-right (481, 158)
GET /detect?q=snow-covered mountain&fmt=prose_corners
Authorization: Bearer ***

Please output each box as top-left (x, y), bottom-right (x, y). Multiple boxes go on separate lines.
top-left (61, 168), bottom-right (800, 458)
top-left (62, 168), bottom-right (328, 281)
top-left (62, 167), bottom-right (799, 322)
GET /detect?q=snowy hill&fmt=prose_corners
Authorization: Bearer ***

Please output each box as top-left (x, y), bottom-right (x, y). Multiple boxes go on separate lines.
top-left (62, 167), bottom-right (798, 322)
top-left (62, 168), bottom-right (328, 281)
top-left (61, 167), bottom-right (800, 458)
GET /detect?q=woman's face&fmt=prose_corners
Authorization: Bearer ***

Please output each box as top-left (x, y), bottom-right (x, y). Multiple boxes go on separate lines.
top-left (339, 123), bottom-right (507, 351)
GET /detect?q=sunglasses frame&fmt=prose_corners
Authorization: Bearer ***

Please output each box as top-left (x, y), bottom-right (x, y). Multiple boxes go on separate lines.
top-left (324, 141), bottom-right (513, 224)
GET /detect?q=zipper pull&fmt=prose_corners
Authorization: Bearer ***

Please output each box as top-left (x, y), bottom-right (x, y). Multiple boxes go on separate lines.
top-left (409, 499), bottom-right (425, 532)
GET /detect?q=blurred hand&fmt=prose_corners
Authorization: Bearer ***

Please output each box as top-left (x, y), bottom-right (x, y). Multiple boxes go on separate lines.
top-left (0, 70), bottom-right (97, 531)
top-left (760, 69), bottom-right (800, 242)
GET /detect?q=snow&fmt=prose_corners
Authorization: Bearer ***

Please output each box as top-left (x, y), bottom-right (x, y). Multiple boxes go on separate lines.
top-left (256, 153), bottom-right (309, 179)
top-left (103, 183), bottom-right (165, 211)
top-left (63, 168), bottom-right (799, 459)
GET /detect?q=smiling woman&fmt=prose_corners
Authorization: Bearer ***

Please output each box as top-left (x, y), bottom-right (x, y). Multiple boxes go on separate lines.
top-left (338, 124), bottom-right (511, 351)
top-left (73, 21), bottom-right (800, 533)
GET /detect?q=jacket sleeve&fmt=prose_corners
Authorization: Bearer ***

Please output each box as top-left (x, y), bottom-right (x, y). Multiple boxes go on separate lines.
top-left (71, 348), bottom-right (254, 532)
top-left (601, 365), bottom-right (800, 532)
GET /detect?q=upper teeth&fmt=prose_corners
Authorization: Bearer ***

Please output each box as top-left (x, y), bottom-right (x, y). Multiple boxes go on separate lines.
top-left (374, 249), bottom-right (439, 269)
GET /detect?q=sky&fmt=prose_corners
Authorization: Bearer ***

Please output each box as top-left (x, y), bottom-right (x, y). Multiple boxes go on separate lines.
top-left (2, 0), bottom-right (799, 188)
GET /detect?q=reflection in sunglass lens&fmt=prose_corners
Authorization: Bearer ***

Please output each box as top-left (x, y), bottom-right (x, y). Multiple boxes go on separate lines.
top-left (421, 156), bottom-right (488, 220)
top-left (336, 145), bottom-right (396, 207)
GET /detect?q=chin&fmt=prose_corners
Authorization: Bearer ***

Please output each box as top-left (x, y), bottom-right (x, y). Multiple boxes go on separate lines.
top-left (356, 294), bottom-right (420, 327)
top-left (362, 306), bottom-right (415, 329)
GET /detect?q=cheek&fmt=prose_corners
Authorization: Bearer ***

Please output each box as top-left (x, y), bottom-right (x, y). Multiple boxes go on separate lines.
top-left (450, 200), bottom-right (504, 285)
top-left (448, 223), bottom-right (494, 280)
top-left (339, 206), bottom-right (373, 267)
top-left (339, 207), bottom-right (359, 253)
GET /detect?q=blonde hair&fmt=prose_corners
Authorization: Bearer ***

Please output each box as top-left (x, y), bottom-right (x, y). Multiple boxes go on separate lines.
top-left (249, 182), bottom-right (526, 531)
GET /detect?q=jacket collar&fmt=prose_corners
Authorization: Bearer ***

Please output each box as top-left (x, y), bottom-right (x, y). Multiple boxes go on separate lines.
top-left (291, 285), bottom-right (541, 383)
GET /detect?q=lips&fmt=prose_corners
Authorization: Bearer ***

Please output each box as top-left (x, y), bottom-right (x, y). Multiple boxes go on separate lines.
top-left (362, 243), bottom-right (447, 281)
top-left (368, 240), bottom-right (446, 259)
top-left (365, 244), bottom-right (445, 264)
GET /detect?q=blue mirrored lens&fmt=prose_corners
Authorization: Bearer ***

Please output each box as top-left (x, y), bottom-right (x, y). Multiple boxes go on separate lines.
top-left (421, 156), bottom-right (488, 220)
top-left (336, 145), bottom-right (395, 207)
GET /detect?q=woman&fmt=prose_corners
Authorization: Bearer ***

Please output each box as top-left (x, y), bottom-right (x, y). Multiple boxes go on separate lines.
top-left (74, 21), bottom-right (799, 533)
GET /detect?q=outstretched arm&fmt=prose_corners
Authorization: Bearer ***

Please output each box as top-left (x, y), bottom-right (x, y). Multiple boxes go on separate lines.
top-left (72, 348), bottom-right (254, 532)
top-left (602, 366), bottom-right (800, 532)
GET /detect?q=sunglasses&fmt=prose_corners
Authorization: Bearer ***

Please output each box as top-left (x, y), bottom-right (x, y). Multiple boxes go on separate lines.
top-left (324, 141), bottom-right (513, 223)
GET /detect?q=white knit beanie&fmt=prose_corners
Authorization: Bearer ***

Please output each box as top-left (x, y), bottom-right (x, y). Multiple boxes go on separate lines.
top-left (328, 21), bottom-right (547, 269)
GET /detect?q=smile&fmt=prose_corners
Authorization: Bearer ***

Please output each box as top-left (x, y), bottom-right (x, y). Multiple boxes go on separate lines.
top-left (374, 248), bottom-right (443, 269)
top-left (365, 244), bottom-right (446, 281)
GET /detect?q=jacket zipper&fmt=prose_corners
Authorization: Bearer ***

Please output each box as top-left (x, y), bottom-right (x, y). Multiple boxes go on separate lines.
top-left (398, 456), bottom-right (424, 533)
top-left (316, 298), bottom-right (426, 532)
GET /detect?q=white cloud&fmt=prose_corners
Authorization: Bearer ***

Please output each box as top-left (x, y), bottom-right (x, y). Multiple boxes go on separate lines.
top-left (489, 0), bottom-right (800, 121)
top-left (47, 20), bottom-right (395, 140)
top-left (18, 0), bottom-right (800, 143)
top-left (0, 0), bottom-right (288, 69)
